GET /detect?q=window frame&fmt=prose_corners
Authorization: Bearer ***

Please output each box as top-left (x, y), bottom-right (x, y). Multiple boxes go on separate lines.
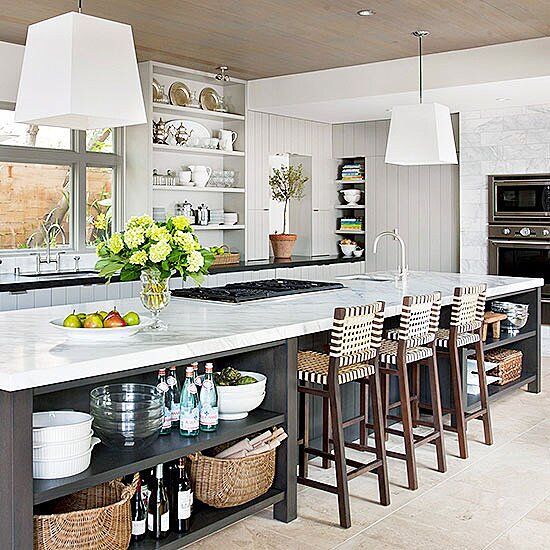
top-left (0, 101), bottom-right (123, 254)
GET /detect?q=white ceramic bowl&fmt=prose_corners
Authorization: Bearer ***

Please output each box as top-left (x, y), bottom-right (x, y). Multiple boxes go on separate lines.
top-left (353, 248), bottom-right (364, 257)
top-left (49, 316), bottom-right (152, 341)
top-left (217, 371), bottom-right (267, 420)
top-left (33, 438), bottom-right (100, 479)
top-left (340, 189), bottom-right (361, 205)
top-left (33, 411), bottom-right (93, 445)
top-left (340, 243), bottom-right (357, 257)
top-left (33, 432), bottom-right (96, 461)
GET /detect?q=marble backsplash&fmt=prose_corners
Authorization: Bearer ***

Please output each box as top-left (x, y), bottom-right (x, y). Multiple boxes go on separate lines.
top-left (460, 103), bottom-right (550, 274)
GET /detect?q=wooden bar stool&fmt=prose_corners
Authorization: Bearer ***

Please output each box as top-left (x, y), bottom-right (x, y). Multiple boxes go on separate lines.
top-left (379, 292), bottom-right (446, 491)
top-left (297, 301), bottom-right (390, 529)
top-left (432, 284), bottom-right (493, 459)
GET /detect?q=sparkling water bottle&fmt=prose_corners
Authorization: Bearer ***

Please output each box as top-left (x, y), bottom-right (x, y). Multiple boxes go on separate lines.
top-left (199, 363), bottom-right (218, 432)
top-left (157, 369), bottom-right (173, 435)
top-left (179, 366), bottom-right (199, 437)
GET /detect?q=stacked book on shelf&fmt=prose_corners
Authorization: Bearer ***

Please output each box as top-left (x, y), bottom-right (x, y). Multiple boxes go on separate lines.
top-left (339, 217), bottom-right (363, 231)
top-left (340, 162), bottom-right (364, 182)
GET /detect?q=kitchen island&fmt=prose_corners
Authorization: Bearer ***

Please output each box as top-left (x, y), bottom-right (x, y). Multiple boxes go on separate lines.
top-left (0, 271), bottom-right (543, 549)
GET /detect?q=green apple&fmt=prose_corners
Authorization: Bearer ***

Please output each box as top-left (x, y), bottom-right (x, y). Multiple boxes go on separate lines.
top-left (63, 312), bottom-right (82, 328)
top-left (123, 311), bottom-right (140, 326)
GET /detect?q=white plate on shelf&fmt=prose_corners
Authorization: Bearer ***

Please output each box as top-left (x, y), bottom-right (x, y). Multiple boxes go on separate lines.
top-left (165, 119), bottom-right (210, 147)
top-left (49, 317), bottom-right (152, 341)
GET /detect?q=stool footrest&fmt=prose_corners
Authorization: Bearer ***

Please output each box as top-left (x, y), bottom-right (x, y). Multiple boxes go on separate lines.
top-left (298, 477), bottom-right (339, 495)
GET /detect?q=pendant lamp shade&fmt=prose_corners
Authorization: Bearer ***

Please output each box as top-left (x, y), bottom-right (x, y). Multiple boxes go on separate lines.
top-left (385, 103), bottom-right (458, 165)
top-left (15, 11), bottom-right (146, 130)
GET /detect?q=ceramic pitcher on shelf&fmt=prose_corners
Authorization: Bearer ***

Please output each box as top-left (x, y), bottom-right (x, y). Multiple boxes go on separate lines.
top-left (189, 165), bottom-right (212, 187)
top-left (218, 129), bottom-right (238, 151)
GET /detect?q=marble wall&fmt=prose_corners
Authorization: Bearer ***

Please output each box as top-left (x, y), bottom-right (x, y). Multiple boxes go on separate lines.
top-left (460, 104), bottom-right (550, 274)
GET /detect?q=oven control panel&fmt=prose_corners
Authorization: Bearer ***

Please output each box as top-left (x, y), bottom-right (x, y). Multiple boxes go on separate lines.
top-left (488, 224), bottom-right (550, 239)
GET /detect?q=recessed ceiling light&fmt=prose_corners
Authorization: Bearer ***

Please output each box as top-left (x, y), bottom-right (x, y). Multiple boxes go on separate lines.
top-left (496, 97), bottom-right (511, 102)
top-left (357, 9), bottom-right (376, 16)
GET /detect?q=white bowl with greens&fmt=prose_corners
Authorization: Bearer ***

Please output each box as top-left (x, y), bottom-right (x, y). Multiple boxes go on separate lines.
top-left (214, 369), bottom-right (267, 420)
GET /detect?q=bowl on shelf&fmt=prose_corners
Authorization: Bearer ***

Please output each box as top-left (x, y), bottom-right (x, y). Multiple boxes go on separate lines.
top-left (339, 243), bottom-right (357, 257)
top-left (223, 212), bottom-right (238, 225)
top-left (33, 432), bottom-right (97, 461)
top-left (217, 371), bottom-right (267, 420)
top-left (353, 248), bottom-right (364, 258)
top-left (491, 302), bottom-right (529, 335)
top-left (50, 316), bottom-right (152, 341)
top-left (90, 384), bottom-right (164, 449)
top-left (33, 438), bottom-right (101, 479)
top-left (33, 411), bottom-right (93, 445)
top-left (340, 188), bottom-right (362, 206)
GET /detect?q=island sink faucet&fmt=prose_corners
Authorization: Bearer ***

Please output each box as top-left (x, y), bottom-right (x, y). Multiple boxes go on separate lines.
top-left (373, 228), bottom-right (409, 280)
top-left (31, 223), bottom-right (67, 273)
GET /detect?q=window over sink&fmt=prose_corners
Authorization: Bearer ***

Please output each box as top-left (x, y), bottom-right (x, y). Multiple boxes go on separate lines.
top-left (0, 106), bottom-right (122, 252)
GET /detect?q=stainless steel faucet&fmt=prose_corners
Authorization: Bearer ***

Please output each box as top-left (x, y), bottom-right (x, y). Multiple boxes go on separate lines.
top-left (372, 228), bottom-right (409, 280)
top-left (31, 223), bottom-right (67, 273)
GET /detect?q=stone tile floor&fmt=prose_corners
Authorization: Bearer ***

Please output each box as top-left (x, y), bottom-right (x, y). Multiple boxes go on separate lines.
top-left (188, 357), bottom-right (550, 549)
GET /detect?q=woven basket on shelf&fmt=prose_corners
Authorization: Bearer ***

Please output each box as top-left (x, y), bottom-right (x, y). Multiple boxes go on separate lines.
top-left (485, 348), bottom-right (523, 385)
top-left (189, 448), bottom-right (276, 508)
top-left (211, 245), bottom-right (241, 266)
top-left (33, 474), bottom-right (138, 550)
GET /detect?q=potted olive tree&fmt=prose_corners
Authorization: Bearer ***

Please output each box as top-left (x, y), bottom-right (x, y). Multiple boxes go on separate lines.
top-left (268, 163), bottom-right (308, 259)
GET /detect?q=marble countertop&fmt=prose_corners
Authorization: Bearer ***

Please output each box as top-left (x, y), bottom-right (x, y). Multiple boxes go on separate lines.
top-left (0, 271), bottom-right (542, 392)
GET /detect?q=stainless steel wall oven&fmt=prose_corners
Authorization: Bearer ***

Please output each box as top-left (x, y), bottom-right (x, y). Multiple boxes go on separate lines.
top-left (488, 175), bottom-right (550, 323)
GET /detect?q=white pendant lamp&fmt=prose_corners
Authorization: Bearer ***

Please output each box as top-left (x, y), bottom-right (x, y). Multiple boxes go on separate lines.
top-left (385, 31), bottom-right (457, 166)
top-left (15, 1), bottom-right (146, 130)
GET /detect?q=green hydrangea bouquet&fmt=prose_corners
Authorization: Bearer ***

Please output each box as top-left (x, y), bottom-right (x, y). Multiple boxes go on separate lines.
top-left (95, 215), bottom-right (214, 282)
top-left (95, 215), bottom-right (215, 330)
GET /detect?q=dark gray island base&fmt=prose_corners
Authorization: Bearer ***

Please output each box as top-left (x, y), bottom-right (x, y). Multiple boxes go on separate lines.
top-left (0, 275), bottom-right (542, 549)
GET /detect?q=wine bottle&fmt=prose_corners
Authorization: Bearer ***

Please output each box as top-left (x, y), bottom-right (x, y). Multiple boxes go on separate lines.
top-left (199, 363), bottom-right (218, 432)
top-left (157, 369), bottom-right (173, 435)
top-left (180, 366), bottom-right (199, 437)
top-left (174, 457), bottom-right (193, 533)
top-left (147, 464), bottom-right (170, 539)
top-left (167, 366), bottom-right (181, 426)
top-left (131, 475), bottom-right (147, 542)
top-left (140, 467), bottom-right (154, 509)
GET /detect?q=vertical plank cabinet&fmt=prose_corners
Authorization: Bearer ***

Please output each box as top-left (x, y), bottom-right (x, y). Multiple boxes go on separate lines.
top-left (246, 112), bottom-right (336, 260)
top-left (333, 119), bottom-right (459, 273)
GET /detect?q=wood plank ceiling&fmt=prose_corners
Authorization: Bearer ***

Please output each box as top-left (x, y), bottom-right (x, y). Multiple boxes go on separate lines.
top-left (1, 0), bottom-right (549, 79)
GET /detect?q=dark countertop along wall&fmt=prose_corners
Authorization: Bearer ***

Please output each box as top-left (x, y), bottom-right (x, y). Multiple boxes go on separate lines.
top-left (0, 255), bottom-right (363, 292)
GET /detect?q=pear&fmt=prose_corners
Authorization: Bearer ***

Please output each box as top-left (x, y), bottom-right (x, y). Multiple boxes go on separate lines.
top-left (63, 311), bottom-right (82, 328)
top-left (98, 310), bottom-right (109, 320)
top-left (76, 312), bottom-right (87, 322)
top-left (83, 313), bottom-right (104, 329)
top-left (104, 310), bottom-right (127, 328)
top-left (123, 311), bottom-right (140, 326)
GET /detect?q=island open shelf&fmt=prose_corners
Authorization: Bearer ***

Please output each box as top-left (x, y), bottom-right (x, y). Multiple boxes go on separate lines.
top-left (33, 409), bottom-right (285, 505)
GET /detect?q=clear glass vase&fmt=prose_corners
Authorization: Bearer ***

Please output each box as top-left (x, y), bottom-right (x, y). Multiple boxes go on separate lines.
top-left (140, 269), bottom-right (171, 331)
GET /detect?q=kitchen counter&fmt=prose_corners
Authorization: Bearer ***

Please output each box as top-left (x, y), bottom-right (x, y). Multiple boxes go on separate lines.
top-left (0, 255), bottom-right (363, 292)
top-left (0, 270), bottom-right (543, 549)
top-left (0, 271), bottom-right (542, 392)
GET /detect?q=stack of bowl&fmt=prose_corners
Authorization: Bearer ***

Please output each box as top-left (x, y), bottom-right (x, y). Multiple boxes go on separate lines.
top-left (33, 411), bottom-right (99, 479)
top-left (90, 383), bottom-right (164, 450)
top-left (491, 301), bottom-right (529, 335)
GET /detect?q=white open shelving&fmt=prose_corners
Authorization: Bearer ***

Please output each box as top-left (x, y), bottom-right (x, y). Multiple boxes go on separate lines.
top-left (126, 61), bottom-right (247, 255)
top-left (153, 186), bottom-right (245, 194)
top-left (152, 144), bottom-right (245, 157)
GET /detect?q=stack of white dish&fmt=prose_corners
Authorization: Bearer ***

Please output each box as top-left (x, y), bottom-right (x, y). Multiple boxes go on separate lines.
top-left (223, 212), bottom-right (238, 225)
top-left (33, 411), bottom-right (99, 479)
top-left (210, 209), bottom-right (225, 224)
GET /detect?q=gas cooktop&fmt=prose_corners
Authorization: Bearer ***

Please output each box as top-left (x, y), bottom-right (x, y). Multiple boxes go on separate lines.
top-left (171, 279), bottom-right (345, 303)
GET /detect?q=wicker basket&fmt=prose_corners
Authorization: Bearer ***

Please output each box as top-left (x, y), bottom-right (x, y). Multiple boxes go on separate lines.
top-left (485, 348), bottom-right (523, 385)
top-left (189, 448), bottom-right (276, 508)
top-left (33, 474), bottom-right (138, 550)
top-left (211, 245), bottom-right (241, 266)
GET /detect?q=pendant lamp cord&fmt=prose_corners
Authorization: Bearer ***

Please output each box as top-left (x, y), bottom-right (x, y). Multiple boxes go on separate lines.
top-left (78, 0), bottom-right (82, 13)
top-left (418, 34), bottom-right (423, 104)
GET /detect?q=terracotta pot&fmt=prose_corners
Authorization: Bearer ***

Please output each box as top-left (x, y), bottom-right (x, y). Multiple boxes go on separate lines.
top-left (269, 233), bottom-right (297, 259)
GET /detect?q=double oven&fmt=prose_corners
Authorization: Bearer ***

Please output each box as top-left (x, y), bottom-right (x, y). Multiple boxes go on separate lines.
top-left (488, 174), bottom-right (550, 322)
